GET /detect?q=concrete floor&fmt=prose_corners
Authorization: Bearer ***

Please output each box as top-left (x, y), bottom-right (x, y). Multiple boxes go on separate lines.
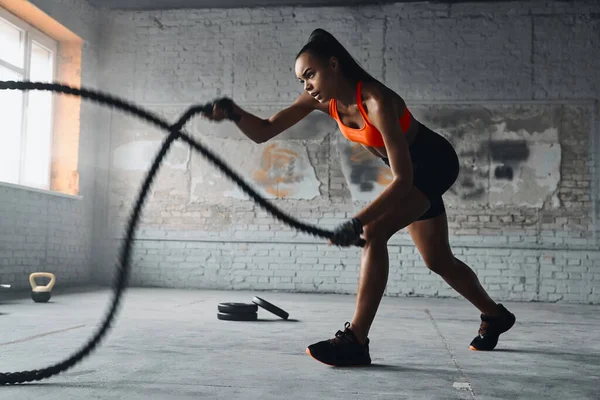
top-left (0, 287), bottom-right (599, 400)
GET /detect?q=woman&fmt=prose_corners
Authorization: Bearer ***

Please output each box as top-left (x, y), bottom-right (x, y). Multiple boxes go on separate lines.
top-left (203, 28), bottom-right (516, 367)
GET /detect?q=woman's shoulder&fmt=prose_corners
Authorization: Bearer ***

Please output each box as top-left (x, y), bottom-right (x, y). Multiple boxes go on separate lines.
top-left (360, 80), bottom-right (405, 113)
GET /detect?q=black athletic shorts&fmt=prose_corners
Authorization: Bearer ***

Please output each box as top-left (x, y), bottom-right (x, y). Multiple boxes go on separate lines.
top-left (381, 122), bottom-right (459, 221)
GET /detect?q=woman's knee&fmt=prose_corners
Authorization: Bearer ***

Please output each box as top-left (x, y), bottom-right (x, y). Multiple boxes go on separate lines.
top-left (362, 220), bottom-right (391, 245)
top-left (424, 255), bottom-right (457, 276)
top-left (425, 260), bottom-right (447, 276)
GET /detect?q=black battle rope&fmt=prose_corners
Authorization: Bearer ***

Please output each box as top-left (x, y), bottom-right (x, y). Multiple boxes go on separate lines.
top-left (0, 80), bottom-right (364, 385)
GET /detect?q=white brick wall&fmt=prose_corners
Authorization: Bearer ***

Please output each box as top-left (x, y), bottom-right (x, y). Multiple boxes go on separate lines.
top-left (0, 0), bottom-right (103, 291)
top-left (94, 240), bottom-right (597, 304)
top-left (0, 185), bottom-right (91, 290)
top-left (91, 1), bottom-right (600, 304)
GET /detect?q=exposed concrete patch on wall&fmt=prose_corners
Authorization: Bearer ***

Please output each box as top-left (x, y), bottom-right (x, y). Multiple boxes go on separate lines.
top-left (190, 137), bottom-right (321, 201)
top-left (112, 140), bottom-right (189, 171)
top-left (488, 105), bottom-right (561, 208)
top-left (108, 105), bottom-right (194, 172)
top-left (490, 142), bottom-right (561, 208)
top-left (336, 138), bottom-right (393, 202)
top-left (412, 103), bottom-right (563, 210)
top-left (108, 105), bottom-right (194, 147)
top-left (108, 105), bottom-right (196, 205)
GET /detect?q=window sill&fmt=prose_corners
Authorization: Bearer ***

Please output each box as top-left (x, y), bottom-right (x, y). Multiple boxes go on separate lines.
top-left (0, 181), bottom-right (82, 200)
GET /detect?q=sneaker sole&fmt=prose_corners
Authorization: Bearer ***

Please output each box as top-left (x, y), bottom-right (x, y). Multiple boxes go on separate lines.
top-left (305, 348), bottom-right (371, 367)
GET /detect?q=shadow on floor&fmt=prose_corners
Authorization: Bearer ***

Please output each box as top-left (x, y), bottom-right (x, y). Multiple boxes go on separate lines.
top-left (493, 347), bottom-right (600, 366)
top-left (253, 318), bottom-right (300, 323)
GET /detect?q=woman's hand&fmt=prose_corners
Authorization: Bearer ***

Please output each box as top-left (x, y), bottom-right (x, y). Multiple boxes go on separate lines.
top-left (202, 97), bottom-right (240, 122)
top-left (328, 218), bottom-right (364, 247)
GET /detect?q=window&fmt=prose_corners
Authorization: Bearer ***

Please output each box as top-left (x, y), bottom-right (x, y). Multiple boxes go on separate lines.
top-left (0, 8), bottom-right (57, 190)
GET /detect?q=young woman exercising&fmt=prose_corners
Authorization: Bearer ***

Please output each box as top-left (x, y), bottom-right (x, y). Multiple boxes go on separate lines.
top-left (203, 28), bottom-right (516, 367)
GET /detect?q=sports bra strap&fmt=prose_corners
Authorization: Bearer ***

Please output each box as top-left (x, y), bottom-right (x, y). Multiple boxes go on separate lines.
top-left (355, 81), bottom-right (370, 123)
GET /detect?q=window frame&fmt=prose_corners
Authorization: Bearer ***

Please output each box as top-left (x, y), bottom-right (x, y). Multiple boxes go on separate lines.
top-left (0, 7), bottom-right (58, 190)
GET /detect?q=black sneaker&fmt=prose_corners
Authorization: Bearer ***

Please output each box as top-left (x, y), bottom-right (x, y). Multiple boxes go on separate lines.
top-left (306, 322), bottom-right (371, 366)
top-left (469, 304), bottom-right (516, 351)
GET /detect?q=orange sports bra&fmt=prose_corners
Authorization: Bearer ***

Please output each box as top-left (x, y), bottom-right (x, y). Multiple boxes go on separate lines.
top-left (328, 81), bottom-right (412, 148)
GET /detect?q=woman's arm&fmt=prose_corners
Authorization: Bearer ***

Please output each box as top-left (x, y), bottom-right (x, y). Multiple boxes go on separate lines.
top-left (206, 91), bottom-right (319, 143)
top-left (353, 91), bottom-right (414, 226)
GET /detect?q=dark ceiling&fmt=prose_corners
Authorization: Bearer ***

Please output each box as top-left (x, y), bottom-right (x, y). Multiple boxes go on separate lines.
top-left (86, 0), bottom-right (492, 11)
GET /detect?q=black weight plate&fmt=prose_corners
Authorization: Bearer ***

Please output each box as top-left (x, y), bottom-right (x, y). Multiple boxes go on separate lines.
top-left (218, 302), bottom-right (258, 314)
top-left (252, 296), bottom-right (289, 320)
top-left (217, 311), bottom-right (258, 321)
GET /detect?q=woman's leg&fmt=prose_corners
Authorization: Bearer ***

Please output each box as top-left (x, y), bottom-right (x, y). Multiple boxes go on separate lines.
top-left (407, 212), bottom-right (516, 350)
top-left (306, 185), bottom-right (430, 366)
top-left (349, 187), bottom-right (430, 344)
top-left (407, 213), bottom-right (499, 315)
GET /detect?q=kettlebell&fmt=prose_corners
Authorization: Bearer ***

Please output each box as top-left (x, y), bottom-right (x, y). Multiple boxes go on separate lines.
top-left (29, 272), bottom-right (56, 303)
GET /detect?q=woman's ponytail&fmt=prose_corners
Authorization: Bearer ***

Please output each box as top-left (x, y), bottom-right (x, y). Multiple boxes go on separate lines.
top-left (296, 29), bottom-right (376, 83)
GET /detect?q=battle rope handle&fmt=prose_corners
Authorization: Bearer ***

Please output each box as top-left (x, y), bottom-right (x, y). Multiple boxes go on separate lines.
top-left (0, 80), bottom-right (365, 385)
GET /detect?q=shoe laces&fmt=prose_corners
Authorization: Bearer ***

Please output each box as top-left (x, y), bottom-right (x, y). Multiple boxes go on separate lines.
top-left (477, 319), bottom-right (490, 336)
top-left (478, 312), bottom-right (504, 336)
top-left (331, 322), bottom-right (354, 345)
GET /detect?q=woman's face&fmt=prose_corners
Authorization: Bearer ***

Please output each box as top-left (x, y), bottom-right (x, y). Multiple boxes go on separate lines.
top-left (294, 51), bottom-right (339, 103)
